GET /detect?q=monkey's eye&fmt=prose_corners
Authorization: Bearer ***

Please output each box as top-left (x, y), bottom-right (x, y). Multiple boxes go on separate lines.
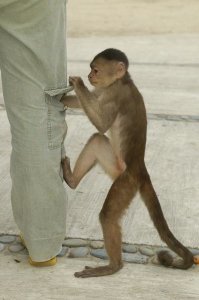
top-left (93, 68), bottom-right (98, 74)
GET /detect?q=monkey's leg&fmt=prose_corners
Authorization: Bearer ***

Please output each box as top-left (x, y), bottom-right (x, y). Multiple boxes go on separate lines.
top-left (74, 172), bottom-right (138, 278)
top-left (95, 139), bottom-right (126, 180)
top-left (61, 134), bottom-right (101, 188)
top-left (63, 133), bottom-right (124, 189)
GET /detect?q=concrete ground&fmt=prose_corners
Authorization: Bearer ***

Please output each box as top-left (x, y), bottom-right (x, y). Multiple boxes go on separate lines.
top-left (0, 1), bottom-right (199, 299)
top-left (0, 254), bottom-right (199, 300)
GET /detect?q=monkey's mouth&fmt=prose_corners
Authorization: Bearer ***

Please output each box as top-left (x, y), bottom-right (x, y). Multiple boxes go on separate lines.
top-left (89, 80), bottom-right (98, 86)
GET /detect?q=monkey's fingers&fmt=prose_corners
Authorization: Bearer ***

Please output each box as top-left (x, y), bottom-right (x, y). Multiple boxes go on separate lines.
top-left (84, 266), bottom-right (93, 270)
top-left (74, 269), bottom-right (101, 278)
top-left (69, 76), bottom-right (75, 85)
top-left (69, 76), bottom-right (84, 87)
top-left (61, 157), bottom-right (77, 189)
top-left (74, 265), bottom-right (121, 278)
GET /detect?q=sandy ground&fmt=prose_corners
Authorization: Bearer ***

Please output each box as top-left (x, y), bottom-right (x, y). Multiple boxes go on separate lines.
top-left (67, 0), bottom-right (199, 37)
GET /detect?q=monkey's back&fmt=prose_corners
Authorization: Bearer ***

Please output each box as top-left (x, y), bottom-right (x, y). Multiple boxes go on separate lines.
top-left (117, 80), bottom-right (147, 165)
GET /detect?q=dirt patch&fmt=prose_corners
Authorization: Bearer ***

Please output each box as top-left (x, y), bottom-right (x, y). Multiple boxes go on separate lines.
top-left (67, 0), bottom-right (199, 37)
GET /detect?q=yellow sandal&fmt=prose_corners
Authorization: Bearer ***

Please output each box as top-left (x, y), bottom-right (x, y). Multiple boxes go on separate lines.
top-left (20, 234), bottom-right (57, 267)
top-left (29, 256), bottom-right (57, 267)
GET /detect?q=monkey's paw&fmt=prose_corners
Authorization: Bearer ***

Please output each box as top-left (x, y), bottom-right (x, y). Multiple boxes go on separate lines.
top-left (69, 76), bottom-right (84, 89)
top-left (74, 264), bottom-right (122, 278)
top-left (61, 157), bottom-right (77, 189)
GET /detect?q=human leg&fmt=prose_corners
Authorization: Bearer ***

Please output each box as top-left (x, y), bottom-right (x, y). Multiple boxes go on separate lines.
top-left (0, 0), bottom-right (68, 262)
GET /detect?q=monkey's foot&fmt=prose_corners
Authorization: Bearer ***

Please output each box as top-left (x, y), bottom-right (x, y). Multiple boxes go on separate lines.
top-left (74, 264), bottom-right (123, 278)
top-left (61, 157), bottom-right (76, 189)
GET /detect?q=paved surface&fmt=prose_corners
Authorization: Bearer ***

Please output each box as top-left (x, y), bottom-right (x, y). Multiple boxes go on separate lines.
top-left (1, 35), bottom-right (199, 247)
top-left (0, 252), bottom-right (198, 300)
top-left (0, 34), bottom-right (199, 300)
top-left (0, 1), bottom-right (199, 298)
top-left (67, 0), bottom-right (199, 36)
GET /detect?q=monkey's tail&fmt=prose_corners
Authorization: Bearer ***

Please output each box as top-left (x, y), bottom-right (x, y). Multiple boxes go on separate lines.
top-left (139, 166), bottom-right (194, 270)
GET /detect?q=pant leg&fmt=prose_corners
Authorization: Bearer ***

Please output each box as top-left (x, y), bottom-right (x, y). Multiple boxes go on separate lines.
top-left (0, 0), bottom-right (68, 261)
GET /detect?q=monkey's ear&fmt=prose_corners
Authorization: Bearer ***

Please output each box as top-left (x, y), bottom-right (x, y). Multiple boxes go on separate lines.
top-left (116, 62), bottom-right (126, 78)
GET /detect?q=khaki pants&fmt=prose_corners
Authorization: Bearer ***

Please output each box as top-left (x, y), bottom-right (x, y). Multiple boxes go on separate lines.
top-left (0, 0), bottom-right (69, 261)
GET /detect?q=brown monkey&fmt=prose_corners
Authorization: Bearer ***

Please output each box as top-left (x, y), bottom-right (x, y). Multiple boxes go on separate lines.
top-left (61, 48), bottom-right (193, 278)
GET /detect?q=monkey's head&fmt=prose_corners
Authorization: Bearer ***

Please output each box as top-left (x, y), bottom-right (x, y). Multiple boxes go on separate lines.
top-left (88, 48), bottom-right (129, 88)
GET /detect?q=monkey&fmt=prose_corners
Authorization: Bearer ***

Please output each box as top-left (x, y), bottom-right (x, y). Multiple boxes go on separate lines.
top-left (61, 48), bottom-right (194, 278)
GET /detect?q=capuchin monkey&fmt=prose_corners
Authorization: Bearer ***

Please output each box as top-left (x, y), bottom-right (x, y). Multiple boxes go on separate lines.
top-left (61, 48), bottom-right (193, 278)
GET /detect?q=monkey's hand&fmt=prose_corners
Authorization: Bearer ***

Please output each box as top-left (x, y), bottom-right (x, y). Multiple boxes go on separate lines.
top-left (69, 76), bottom-right (85, 90)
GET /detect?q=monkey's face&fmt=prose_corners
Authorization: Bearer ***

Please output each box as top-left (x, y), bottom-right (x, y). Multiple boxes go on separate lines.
top-left (88, 58), bottom-right (126, 88)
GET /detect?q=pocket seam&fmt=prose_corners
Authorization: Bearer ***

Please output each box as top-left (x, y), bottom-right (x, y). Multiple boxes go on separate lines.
top-left (44, 86), bottom-right (68, 150)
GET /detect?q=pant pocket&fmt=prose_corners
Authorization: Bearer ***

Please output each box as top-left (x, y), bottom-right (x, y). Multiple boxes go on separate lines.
top-left (44, 87), bottom-right (69, 150)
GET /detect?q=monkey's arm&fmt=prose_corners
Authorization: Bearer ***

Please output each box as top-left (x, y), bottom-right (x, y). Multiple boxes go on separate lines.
top-left (60, 94), bottom-right (82, 109)
top-left (70, 78), bottom-right (118, 133)
top-left (78, 90), bottom-right (118, 133)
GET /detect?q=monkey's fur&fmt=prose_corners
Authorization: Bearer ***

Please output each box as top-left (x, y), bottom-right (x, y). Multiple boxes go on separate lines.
top-left (61, 48), bottom-right (193, 278)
